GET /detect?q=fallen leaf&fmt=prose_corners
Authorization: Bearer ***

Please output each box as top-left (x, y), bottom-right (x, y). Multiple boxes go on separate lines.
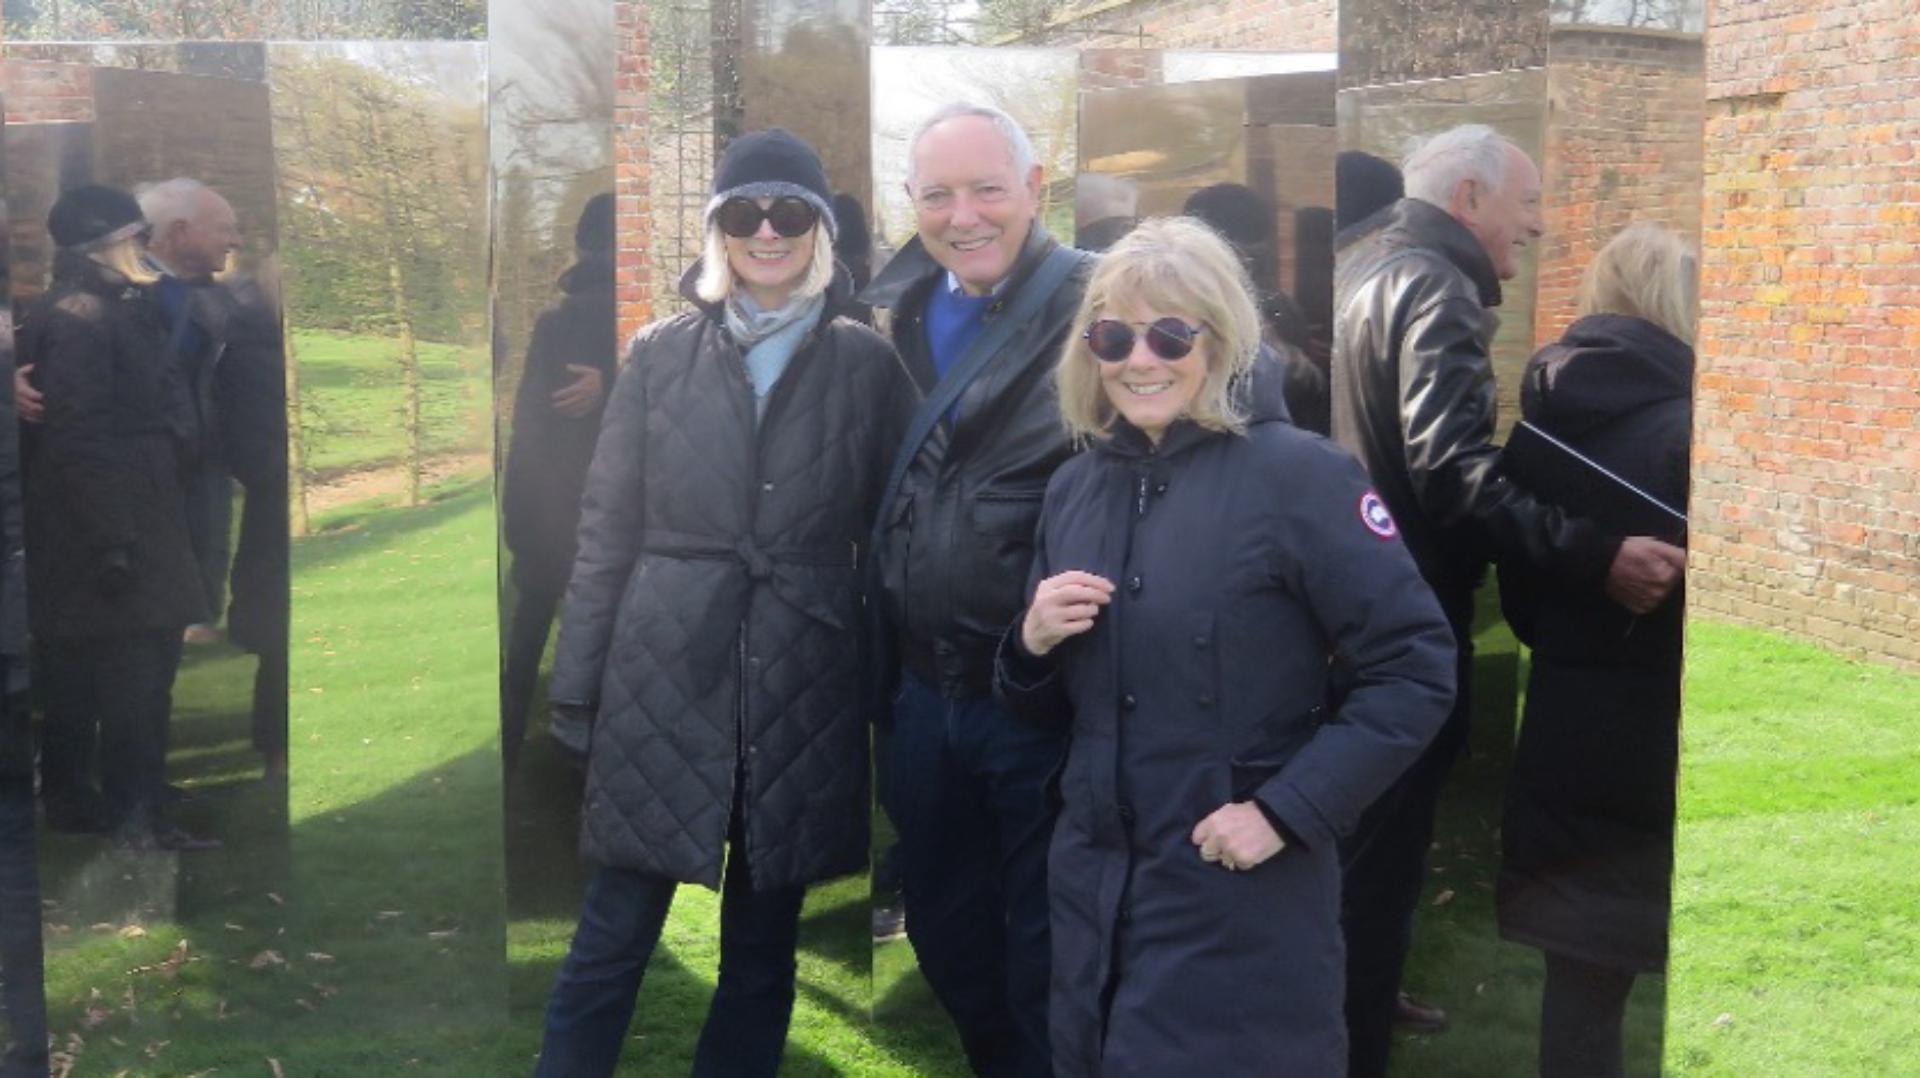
top-left (1431, 889), bottom-right (1456, 907)
top-left (306, 952), bottom-right (336, 963)
top-left (249, 950), bottom-right (286, 971)
top-left (266, 893), bottom-right (285, 907)
top-left (224, 923), bottom-right (246, 932)
top-left (376, 910), bottom-right (404, 920)
top-left (269, 1059), bottom-right (287, 1078)
top-left (1712, 1012), bottom-right (1734, 1028)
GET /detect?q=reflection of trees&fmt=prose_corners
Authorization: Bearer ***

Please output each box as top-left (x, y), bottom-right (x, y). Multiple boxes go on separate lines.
top-left (1550, 0), bottom-right (1701, 30)
top-left (3, 0), bottom-right (483, 40)
top-left (271, 51), bottom-right (486, 513)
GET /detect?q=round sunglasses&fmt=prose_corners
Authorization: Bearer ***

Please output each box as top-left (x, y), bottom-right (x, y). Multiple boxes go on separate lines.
top-left (1082, 317), bottom-right (1208, 362)
top-left (715, 196), bottom-right (819, 239)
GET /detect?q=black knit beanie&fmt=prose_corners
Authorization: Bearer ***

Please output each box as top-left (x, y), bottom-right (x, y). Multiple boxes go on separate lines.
top-left (706, 128), bottom-right (836, 238)
top-left (48, 184), bottom-right (146, 252)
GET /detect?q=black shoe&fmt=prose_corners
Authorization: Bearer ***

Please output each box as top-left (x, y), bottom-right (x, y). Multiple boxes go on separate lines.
top-left (871, 904), bottom-right (907, 943)
top-left (1394, 991), bottom-right (1449, 1034)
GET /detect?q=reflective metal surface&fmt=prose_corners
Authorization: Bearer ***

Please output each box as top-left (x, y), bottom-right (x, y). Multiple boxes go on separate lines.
top-left (1340, 0), bottom-right (1549, 88)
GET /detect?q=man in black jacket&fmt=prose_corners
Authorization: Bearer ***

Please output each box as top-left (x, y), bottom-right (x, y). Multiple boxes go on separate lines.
top-left (1330, 124), bottom-right (1685, 1076)
top-left (861, 103), bottom-right (1093, 1078)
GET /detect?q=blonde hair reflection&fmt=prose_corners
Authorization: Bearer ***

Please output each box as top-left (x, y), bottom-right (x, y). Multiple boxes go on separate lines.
top-left (1055, 216), bottom-right (1261, 444)
top-left (1577, 222), bottom-right (1699, 344)
top-left (89, 236), bottom-right (161, 286)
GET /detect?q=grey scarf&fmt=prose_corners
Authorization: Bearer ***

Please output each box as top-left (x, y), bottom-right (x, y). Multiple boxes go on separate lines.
top-left (725, 289), bottom-right (827, 422)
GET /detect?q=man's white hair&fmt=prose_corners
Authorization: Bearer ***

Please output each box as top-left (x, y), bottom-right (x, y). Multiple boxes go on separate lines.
top-left (135, 177), bottom-right (216, 232)
top-left (905, 102), bottom-right (1038, 190)
top-left (1401, 124), bottom-right (1522, 207)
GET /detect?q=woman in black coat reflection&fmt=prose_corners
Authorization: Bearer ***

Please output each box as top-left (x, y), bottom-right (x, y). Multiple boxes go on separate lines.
top-left (995, 218), bottom-right (1455, 1076)
top-left (20, 185), bottom-right (212, 850)
top-left (1496, 222), bottom-right (1696, 1078)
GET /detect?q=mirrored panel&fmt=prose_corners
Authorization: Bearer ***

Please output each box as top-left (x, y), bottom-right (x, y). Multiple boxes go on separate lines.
top-left (1340, 0), bottom-right (1548, 88)
top-left (4, 47), bottom-right (292, 1073)
top-left (1, 1), bottom-right (483, 41)
top-left (267, 39), bottom-right (505, 1069)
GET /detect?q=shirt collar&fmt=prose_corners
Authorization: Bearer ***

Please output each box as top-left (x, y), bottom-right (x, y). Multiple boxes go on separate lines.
top-left (945, 269), bottom-right (1010, 298)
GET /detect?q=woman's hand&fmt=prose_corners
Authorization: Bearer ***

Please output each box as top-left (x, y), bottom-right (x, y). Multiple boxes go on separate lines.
top-left (1191, 802), bottom-right (1286, 872)
top-left (1020, 571), bottom-right (1114, 657)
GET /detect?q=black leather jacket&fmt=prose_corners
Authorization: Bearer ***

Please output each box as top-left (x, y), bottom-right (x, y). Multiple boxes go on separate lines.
top-left (860, 226), bottom-right (1095, 698)
top-left (1330, 199), bottom-right (1618, 610)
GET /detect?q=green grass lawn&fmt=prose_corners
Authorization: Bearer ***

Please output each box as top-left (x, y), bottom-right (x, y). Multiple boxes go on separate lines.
top-left (1664, 622), bottom-right (1920, 1076)
top-left (290, 329), bottom-right (490, 481)
top-left (32, 485), bottom-right (1916, 1075)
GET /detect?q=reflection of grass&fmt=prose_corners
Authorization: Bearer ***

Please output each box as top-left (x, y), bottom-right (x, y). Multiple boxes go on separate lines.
top-left (1393, 586), bottom-right (1664, 1077)
top-left (1666, 623), bottom-right (1920, 1076)
top-left (292, 328), bottom-right (489, 480)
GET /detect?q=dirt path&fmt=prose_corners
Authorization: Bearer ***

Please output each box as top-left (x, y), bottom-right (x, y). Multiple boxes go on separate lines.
top-left (304, 450), bottom-right (493, 515)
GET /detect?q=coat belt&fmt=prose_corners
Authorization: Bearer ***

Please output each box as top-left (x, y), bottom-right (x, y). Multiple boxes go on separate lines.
top-left (640, 528), bottom-right (851, 694)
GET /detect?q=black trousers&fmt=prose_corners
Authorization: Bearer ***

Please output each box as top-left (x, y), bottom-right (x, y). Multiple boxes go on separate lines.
top-left (1341, 589), bottom-right (1474, 1078)
top-left (1, 693), bottom-right (49, 1078)
top-left (1540, 952), bottom-right (1634, 1078)
top-left (250, 641), bottom-right (289, 759)
top-left (39, 632), bottom-right (185, 830)
top-left (501, 562), bottom-right (566, 772)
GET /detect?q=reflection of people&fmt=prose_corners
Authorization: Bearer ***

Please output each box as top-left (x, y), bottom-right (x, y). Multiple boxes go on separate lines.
top-left (860, 102), bottom-right (1095, 1078)
top-left (1073, 173), bottom-right (1139, 253)
top-left (1182, 182), bottom-right (1330, 433)
top-left (500, 193), bottom-right (617, 773)
top-left (997, 217), bottom-right (1455, 1076)
top-left (1329, 125), bottom-right (1684, 1076)
top-left (1497, 224), bottom-right (1695, 1078)
top-left (535, 129), bottom-right (911, 1077)
top-left (20, 185), bottom-right (213, 850)
top-left (830, 193), bottom-right (875, 326)
top-left (1335, 150), bottom-right (1404, 242)
top-left (138, 179), bottom-right (243, 646)
top-left (216, 267), bottom-right (292, 780)
top-left (1, 279), bottom-right (51, 1078)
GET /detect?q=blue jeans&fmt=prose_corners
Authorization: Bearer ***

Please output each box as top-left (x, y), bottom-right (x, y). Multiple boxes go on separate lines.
top-left (535, 823), bottom-right (805, 1078)
top-left (879, 673), bottom-right (1064, 1078)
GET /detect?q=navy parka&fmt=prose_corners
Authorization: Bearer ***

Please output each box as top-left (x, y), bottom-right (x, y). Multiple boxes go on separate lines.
top-left (997, 383), bottom-right (1455, 1076)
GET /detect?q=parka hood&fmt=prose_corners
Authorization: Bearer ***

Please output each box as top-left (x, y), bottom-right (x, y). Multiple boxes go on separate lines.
top-left (1523, 313), bottom-right (1695, 442)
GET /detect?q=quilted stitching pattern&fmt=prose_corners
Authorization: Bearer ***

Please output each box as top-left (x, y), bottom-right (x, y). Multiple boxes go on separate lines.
top-left (562, 312), bottom-right (898, 889)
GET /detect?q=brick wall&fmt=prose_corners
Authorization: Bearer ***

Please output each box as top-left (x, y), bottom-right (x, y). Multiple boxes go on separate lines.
top-left (1029, 0), bottom-right (1335, 51)
top-left (1536, 25), bottom-right (1706, 344)
top-left (614, 0), bottom-right (651, 341)
top-left (1690, 0), bottom-right (1920, 668)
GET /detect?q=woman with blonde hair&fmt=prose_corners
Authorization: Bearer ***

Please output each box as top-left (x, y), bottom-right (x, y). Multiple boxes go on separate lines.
top-left (1497, 221), bottom-right (1697, 1078)
top-left (20, 184), bottom-right (211, 850)
top-left (535, 129), bottom-right (912, 1077)
top-left (996, 216), bottom-right (1456, 1075)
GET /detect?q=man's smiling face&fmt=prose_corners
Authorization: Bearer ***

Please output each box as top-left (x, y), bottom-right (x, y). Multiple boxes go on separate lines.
top-left (908, 114), bottom-right (1043, 296)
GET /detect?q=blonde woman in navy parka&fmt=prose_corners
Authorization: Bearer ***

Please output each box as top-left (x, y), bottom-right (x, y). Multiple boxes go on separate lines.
top-left (996, 217), bottom-right (1456, 1076)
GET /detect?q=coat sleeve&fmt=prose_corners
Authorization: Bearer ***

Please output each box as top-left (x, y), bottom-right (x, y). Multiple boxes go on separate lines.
top-left (1251, 439), bottom-right (1457, 851)
top-left (37, 298), bottom-right (139, 556)
top-left (1397, 288), bottom-right (1620, 589)
top-left (993, 488), bottom-right (1071, 726)
top-left (545, 326), bottom-right (657, 710)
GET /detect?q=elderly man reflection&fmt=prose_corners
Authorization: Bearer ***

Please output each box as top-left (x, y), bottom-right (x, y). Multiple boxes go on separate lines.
top-left (534, 130), bottom-right (912, 1077)
top-left (860, 103), bottom-right (1094, 1077)
top-left (1330, 125), bottom-right (1687, 1075)
top-left (996, 217), bottom-right (1455, 1076)
top-left (138, 179), bottom-right (243, 650)
top-left (20, 186), bottom-right (215, 851)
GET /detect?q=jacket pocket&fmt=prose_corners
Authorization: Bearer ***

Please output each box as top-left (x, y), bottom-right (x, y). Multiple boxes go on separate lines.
top-left (1228, 705), bottom-right (1326, 800)
top-left (969, 489), bottom-right (1044, 538)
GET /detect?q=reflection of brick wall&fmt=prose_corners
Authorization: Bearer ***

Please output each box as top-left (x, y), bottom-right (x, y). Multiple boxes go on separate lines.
top-left (615, 0), bottom-right (652, 341)
top-left (1691, 0), bottom-right (1920, 668)
top-left (1536, 26), bottom-right (1705, 344)
top-left (1, 60), bottom-right (96, 123)
top-left (1029, 0), bottom-right (1335, 51)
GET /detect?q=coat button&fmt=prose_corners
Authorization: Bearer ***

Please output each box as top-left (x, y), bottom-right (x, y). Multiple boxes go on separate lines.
top-left (1196, 692), bottom-right (1213, 709)
top-left (1126, 575), bottom-right (1143, 594)
top-left (762, 481), bottom-right (775, 493)
top-left (1193, 634), bottom-right (1210, 649)
top-left (1118, 802), bottom-right (1136, 824)
top-left (1118, 901), bottom-right (1132, 924)
top-left (1121, 692), bottom-right (1137, 711)
top-left (1154, 482), bottom-right (1167, 494)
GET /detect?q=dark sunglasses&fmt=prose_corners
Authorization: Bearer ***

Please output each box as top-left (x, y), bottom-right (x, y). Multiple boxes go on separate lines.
top-left (715, 196), bottom-right (819, 239)
top-left (1083, 317), bottom-right (1208, 362)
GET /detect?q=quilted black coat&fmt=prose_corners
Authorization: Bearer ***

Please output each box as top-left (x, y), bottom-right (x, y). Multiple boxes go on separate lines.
top-left (548, 266), bottom-right (915, 890)
top-left (997, 374), bottom-right (1456, 1076)
top-left (18, 252), bottom-right (206, 641)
